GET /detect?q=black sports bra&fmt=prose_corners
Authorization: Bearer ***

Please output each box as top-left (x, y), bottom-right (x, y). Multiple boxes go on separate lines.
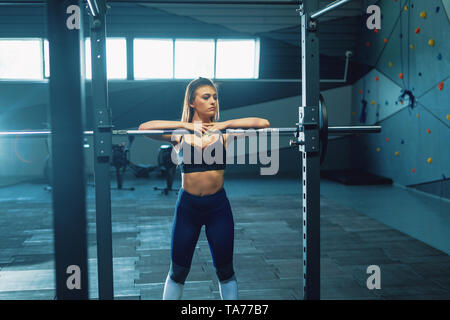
top-left (177, 132), bottom-right (226, 173)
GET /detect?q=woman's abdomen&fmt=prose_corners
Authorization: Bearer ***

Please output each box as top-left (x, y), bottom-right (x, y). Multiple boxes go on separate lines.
top-left (181, 170), bottom-right (224, 196)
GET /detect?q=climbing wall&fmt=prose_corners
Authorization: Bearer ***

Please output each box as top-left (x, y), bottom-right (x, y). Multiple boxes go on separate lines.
top-left (351, 0), bottom-right (449, 186)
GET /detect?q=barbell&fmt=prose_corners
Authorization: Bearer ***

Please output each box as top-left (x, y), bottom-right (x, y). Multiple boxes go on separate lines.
top-left (0, 95), bottom-right (381, 164)
top-left (0, 126), bottom-right (380, 138)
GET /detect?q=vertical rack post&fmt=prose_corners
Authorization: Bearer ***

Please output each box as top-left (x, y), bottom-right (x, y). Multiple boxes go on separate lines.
top-left (299, 0), bottom-right (321, 300)
top-left (88, 0), bottom-right (114, 300)
top-left (47, 0), bottom-right (89, 299)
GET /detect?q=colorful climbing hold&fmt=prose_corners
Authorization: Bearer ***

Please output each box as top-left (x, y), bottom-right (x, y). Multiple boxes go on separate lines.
top-left (427, 157), bottom-right (432, 164)
top-left (427, 128), bottom-right (431, 134)
top-left (418, 72), bottom-right (422, 76)
top-left (412, 168), bottom-right (416, 173)
top-left (428, 39), bottom-right (435, 46)
top-left (359, 89), bottom-right (362, 94)
top-left (371, 100), bottom-right (375, 105)
top-left (374, 28), bottom-right (379, 33)
top-left (376, 148), bottom-right (381, 152)
top-left (388, 61), bottom-right (393, 68)
top-left (438, 81), bottom-right (444, 91)
top-left (446, 114), bottom-right (450, 121)
top-left (410, 44), bottom-right (415, 50)
top-left (384, 38), bottom-right (388, 43)
top-left (352, 111), bottom-right (356, 115)
top-left (404, 5), bottom-right (408, 11)
top-left (401, 139), bottom-right (404, 144)
top-left (375, 76), bottom-right (379, 81)
top-left (366, 41), bottom-right (371, 47)
top-left (437, 53), bottom-right (442, 60)
top-left (400, 100), bottom-right (404, 105)
top-left (416, 113), bottom-right (419, 119)
top-left (399, 73), bottom-right (404, 79)
top-left (436, 7), bottom-right (440, 13)
top-left (420, 11), bottom-right (427, 19)
top-left (415, 27), bottom-right (420, 34)
top-left (385, 137), bottom-right (389, 142)
top-left (395, 151), bottom-right (399, 157)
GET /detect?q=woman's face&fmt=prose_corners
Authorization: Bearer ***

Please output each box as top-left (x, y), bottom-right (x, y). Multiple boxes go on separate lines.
top-left (190, 85), bottom-right (218, 120)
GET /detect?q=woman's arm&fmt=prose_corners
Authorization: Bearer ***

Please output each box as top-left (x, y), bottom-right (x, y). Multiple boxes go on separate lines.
top-left (223, 117), bottom-right (270, 129)
top-left (138, 120), bottom-right (186, 131)
top-left (206, 118), bottom-right (270, 148)
top-left (138, 120), bottom-right (211, 144)
top-left (138, 120), bottom-right (186, 144)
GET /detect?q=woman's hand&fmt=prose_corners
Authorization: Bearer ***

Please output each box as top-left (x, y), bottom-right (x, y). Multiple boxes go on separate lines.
top-left (204, 121), bottom-right (229, 135)
top-left (183, 121), bottom-right (211, 137)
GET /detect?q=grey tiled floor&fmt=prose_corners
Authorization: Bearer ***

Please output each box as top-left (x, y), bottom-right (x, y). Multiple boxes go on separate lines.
top-left (0, 175), bottom-right (449, 300)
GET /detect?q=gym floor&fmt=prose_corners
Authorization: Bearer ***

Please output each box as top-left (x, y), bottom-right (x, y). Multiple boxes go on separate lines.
top-left (0, 174), bottom-right (449, 300)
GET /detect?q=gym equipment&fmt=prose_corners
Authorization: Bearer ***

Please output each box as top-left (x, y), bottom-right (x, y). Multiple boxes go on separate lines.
top-left (0, 0), bottom-right (382, 300)
top-left (153, 145), bottom-right (178, 195)
top-left (109, 135), bottom-right (178, 194)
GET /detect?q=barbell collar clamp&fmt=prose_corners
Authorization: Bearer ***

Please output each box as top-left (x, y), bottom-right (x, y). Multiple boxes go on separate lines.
top-left (289, 139), bottom-right (305, 147)
top-left (97, 125), bottom-right (113, 132)
top-left (301, 122), bottom-right (319, 128)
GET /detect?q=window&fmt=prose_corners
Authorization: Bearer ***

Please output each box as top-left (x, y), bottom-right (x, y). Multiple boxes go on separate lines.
top-left (0, 39), bottom-right (43, 80)
top-left (215, 39), bottom-right (259, 79)
top-left (134, 39), bottom-right (173, 79)
top-left (43, 39), bottom-right (49, 78)
top-left (1, 37), bottom-right (261, 81)
top-left (85, 37), bottom-right (127, 79)
top-left (174, 39), bottom-right (215, 79)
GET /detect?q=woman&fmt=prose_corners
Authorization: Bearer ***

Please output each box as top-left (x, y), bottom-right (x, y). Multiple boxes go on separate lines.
top-left (138, 77), bottom-right (270, 300)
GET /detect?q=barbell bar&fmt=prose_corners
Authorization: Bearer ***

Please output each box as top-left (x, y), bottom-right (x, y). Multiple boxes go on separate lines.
top-left (0, 126), bottom-right (380, 138)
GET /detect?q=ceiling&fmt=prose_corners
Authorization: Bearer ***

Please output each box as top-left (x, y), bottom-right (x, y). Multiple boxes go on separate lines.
top-left (135, 0), bottom-right (362, 33)
top-left (134, 0), bottom-right (363, 53)
top-left (1, 0), bottom-right (364, 56)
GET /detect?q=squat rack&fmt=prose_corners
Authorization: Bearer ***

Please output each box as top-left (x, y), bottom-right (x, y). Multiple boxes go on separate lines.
top-left (42, 0), bottom-right (366, 300)
top-left (296, 0), bottom-right (354, 300)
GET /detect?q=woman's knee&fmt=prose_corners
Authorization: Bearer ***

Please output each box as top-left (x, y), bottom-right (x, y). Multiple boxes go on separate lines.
top-left (169, 261), bottom-right (190, 285)
top-left (216, 261), bottom-right (235, 282)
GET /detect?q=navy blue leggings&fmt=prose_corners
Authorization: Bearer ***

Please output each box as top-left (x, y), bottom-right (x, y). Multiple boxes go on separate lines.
top-left (169, 187), bottom-right (235, 284)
